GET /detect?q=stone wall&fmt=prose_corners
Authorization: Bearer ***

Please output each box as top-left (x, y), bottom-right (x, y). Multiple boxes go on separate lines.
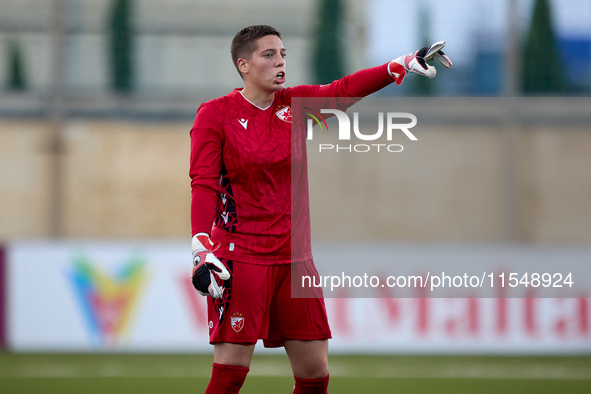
top-left (2, 112), bottom-right (590, 243)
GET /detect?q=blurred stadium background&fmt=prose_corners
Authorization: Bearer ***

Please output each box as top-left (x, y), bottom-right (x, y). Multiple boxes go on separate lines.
top-left (1, 0), bottom-right (591, 392)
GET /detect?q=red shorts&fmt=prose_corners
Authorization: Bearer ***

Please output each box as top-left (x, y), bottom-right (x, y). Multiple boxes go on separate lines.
top-left (207, 260), bottom-right (331, 348)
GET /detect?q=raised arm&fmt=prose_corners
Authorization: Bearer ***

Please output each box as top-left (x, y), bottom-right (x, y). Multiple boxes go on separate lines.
top-left (290, 41), bottom-right (452, 99)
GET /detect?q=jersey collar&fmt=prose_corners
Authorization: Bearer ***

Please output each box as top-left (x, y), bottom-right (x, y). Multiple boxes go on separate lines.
top-left (238, 89), bottom-right (274, 111)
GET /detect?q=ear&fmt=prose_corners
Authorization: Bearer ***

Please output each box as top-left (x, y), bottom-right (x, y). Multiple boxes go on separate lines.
top-left (237, 58), bottom-right (249, 75)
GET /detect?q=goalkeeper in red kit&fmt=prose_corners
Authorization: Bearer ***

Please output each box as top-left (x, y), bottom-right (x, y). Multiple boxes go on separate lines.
top-left (190, 25), bottom-right (451, 393)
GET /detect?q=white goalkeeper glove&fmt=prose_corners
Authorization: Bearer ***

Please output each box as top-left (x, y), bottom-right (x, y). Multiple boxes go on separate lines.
top-left (191, 233), bottom-right (231, 298)
top-left (388, 41), bottom-right (452, 85)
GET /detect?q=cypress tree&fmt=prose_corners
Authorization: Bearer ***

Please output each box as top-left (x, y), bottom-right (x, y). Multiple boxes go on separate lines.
top-left (110, 0), bottom-right (133, 91)
top-left (313, 0), bottom-right (345, 84)
top-left (522, 0), bottom-right (563, 93)
top-left (8, 40), bottom-right (26, 91)
top-left (411, 4), bottom-right (434, 96)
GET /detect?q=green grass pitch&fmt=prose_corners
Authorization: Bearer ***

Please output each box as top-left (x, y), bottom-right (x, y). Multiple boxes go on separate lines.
top-left (1, 353), bottom-right (590, 393)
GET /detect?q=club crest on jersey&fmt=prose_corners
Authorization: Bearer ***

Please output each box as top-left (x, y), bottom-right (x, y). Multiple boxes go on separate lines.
top-left (275, 106), bottom-right (292, 123)
top-left (231, 313), bottom-right (245, 332)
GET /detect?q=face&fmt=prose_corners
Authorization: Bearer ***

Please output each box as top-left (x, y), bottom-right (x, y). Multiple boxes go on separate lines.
top-left (239, 35), bottom-right (286, 93)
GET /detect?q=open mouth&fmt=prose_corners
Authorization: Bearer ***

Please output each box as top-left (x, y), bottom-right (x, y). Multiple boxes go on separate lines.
top-left (275, 71), bottom-right (286, 82)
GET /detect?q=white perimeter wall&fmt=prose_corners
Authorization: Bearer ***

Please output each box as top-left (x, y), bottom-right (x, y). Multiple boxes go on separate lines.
top-left (6, 241), bottom-right (591, 354)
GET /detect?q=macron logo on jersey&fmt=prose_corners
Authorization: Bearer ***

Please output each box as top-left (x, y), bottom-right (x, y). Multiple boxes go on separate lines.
top-left (238, 118), bottom-right (248, 129)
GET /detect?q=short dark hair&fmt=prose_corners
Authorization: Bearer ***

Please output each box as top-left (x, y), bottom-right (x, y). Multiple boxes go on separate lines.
top-left (231, 25), bottom-right (282, 78)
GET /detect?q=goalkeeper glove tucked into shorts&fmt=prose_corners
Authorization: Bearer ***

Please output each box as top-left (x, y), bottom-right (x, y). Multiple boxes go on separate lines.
top-left (191, 233), bottom-right (231, 298)
top-left (388, 40), bottom-right (452, 85)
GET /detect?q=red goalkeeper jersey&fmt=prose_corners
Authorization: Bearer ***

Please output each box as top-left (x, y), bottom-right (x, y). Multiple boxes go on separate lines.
top-left (190, 63), bottom-right (394, 264)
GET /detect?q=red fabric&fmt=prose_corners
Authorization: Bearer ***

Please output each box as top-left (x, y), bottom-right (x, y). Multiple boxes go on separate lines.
top-left (293, 374), bottom-right (330, 394)
top-left (387, 60), bottom-right (406, 85)
top-left (204, 363), bottom-right (249, 394)
top-left (207, 260), bottom-right (331, 346)
top-left (195, 233), bottom-right (220, 251)
top-left (190, 63), bottom-right (393, 264)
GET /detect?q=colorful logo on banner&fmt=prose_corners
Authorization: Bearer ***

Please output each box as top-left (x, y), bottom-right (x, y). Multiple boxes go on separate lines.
top-left (303, 107), bottom-right (328, 131)
top-left (68, 255), bottom-right (147, 346)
